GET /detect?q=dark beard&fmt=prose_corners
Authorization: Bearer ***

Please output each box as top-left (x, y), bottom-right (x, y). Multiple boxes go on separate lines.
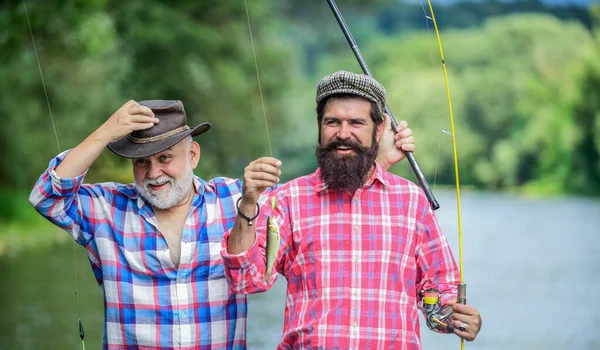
top-left (315, 138), bottom-right (378, 193)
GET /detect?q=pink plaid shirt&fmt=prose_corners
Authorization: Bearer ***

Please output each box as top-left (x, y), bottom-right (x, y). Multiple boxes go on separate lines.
top-left (221, 162), bottom-right (459, 349)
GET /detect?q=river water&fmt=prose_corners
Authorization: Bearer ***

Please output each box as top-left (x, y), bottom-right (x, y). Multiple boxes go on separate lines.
top-left (1, 190), bottom-right (599, 349)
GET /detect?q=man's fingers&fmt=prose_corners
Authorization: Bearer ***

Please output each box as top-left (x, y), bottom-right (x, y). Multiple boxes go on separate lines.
top-left (246, 179), bottom-right (279, 190)
top-left (247, 158), bottom-right (282, 176)
top-left (243, 157), bottom-right (282, 194)
top-left (399, 143), bottom-right (415, 152)
top-left (395, 135), bottom-right (414, 145)
top-left (394, 127), bottom-right (413, 140)
top-left (449, 311), bottom-right (470, 323)
top-left (128, 104), bottom-right (155, 118)
top-left (122, 100), bottom-right (137, 109)
top-left (449, 302), bottom-right (481, 342)
top-left (131, 122), bottom-right (156, 131)
top-left (249, 157), bottom-right (282, 168)
top-left (396, 120), bottom-right (408, 130)
top-left (246, 169), bottom-right (280, 184)
top-left (452, 303), bottom-right (479, 316)
top-left (382, 113), bottom-right (391, 127)
top-left (242, 157), bottom-right (282, 201)
top-left (130, 114), bottom-right (160, 124)
top-left (452, 320), bottom-right (476, 342)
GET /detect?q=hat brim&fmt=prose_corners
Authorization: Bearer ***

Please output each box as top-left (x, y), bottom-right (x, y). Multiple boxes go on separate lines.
top-left (107, 122), bottom-right (211, 159)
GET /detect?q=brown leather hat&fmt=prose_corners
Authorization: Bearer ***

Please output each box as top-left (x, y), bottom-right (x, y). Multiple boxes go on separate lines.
top-left (107, 100), bottom-right (210, 159)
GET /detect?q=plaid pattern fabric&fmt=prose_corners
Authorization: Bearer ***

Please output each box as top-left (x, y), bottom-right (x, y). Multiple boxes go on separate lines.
top-left (221, 162), bottom-right (459, 349)
top-left (30, 151), bottom-right (247, 350)
top-left (316, 70), bottom-right (387, 118)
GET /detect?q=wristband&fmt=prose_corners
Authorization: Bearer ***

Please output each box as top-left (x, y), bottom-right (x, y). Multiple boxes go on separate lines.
top-left (236, 197), bottom-right (260, 226)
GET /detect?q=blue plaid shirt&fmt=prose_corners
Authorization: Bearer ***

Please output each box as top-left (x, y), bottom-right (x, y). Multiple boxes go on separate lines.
top-left (30, 151), bottom-right (248, 349)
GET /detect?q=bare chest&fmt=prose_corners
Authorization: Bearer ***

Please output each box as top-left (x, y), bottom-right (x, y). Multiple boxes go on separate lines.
top-left (155, 212), bottom-right (188, 267)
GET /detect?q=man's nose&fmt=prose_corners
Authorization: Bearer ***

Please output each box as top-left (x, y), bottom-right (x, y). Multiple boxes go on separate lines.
top-left (337, 123), bottom-right (351, 139)
top-left (147, 161), bottom-right (163, 179)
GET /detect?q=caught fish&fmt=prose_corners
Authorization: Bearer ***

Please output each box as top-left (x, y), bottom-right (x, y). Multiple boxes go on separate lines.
top-left (264, 196), bottom-right (280, 284)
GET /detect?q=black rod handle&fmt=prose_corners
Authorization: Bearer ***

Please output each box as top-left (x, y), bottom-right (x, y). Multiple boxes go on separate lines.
top-left (326, 0), bottom-right (440, 210)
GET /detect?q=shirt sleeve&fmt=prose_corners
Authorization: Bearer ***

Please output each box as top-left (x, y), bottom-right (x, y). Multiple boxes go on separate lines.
top-left (28, 150), bottom-right (113, 246)
top-left (414, 197), bottom-right (460, 307)
top-left (220, 189), bottom-right (292, 294)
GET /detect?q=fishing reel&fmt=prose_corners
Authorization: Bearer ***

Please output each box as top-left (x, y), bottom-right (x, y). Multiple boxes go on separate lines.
top-left (420, 288), bottom-right (455, 333)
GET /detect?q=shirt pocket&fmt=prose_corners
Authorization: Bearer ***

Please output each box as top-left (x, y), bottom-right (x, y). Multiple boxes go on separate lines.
top-left (199, 241), bottom-right (226, 279)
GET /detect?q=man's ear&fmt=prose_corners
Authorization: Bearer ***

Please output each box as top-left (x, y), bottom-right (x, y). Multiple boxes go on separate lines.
top-left (190, 141), bottom-right (201, 169)
top-left (375, 116), bottom-right (386, 143)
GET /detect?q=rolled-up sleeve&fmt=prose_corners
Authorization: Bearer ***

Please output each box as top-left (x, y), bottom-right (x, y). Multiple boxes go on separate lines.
top-left (219, 221), bottom-right (271, 294)
top-left (415, 200), bottom-right (460, 307)
top-left (29, 150), bottom-right (110, 246)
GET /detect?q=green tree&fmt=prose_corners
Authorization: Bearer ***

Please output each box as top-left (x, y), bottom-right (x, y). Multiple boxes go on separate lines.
top-left (1, 0), bottom-right (298, 188)
top-left (313, 13), bottom-right (596, 193)
top-left (566, 5), bottom-right (600, 195)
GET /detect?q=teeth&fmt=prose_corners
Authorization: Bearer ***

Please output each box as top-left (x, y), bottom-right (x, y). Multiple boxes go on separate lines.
top-left (148, 179), bottom-right (170, 186)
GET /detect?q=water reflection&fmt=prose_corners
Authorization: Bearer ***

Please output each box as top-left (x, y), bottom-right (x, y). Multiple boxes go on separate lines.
top-left (1, 191), bottom-right (599, 349)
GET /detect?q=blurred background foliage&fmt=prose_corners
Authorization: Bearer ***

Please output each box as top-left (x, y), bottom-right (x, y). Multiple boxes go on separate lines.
top-left (1, 0), bottom-right (598, 197)
top-left (2, 2), bottom-right (598, 348)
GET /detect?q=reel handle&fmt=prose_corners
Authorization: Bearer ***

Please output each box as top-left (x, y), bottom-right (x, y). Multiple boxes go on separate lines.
top-left (458, 283), bottom-right (467, 305)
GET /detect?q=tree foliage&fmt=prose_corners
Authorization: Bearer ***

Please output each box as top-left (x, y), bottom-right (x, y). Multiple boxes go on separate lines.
top-left (0, 0), bottom-right (598, 196)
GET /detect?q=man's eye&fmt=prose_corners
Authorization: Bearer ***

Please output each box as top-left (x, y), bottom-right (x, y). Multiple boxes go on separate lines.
top-left (160, 155), bottom-right (171, 162)
top-left (134, 159), bottom-right (148, 165)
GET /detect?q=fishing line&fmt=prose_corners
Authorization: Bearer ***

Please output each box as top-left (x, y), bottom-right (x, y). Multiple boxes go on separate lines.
top-left (23, 1), bottom-right (86, 349)
top-left (418, 1), bottom-right (447, 190)
top-left (244, 0), bottom-right (273, 158)
top-left (419, 1), bottom-right (466, 348)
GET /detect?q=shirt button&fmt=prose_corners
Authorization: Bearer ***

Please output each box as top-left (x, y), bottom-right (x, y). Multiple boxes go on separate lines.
top-left (354, 258), bottom-right (359, 263)
top-left (181, 311), bottom-right (187, 317)
top-left (353, 225), bottom-right (359, 232)
top-left (178, 276), bottom-right (184, 283)
top-left (354, 197), bottom-right (359, 202)
top-left (353, 290), bottom-right (358, 296)
top-left (352, 321), bottom-right (358, 328)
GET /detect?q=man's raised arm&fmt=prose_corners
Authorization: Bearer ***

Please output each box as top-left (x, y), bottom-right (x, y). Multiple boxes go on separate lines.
top-left (55, 100), bottom-right (158, 177)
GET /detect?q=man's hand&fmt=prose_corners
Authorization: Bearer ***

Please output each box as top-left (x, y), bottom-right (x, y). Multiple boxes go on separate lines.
top-left (55, 100), bottom-right (158, 178)
top-left (447, 299), bottom-right (482, 341)
top-left (228, 157), bottom-right (281, 255)
top-left (376, 114), bottom-right (415, 171)
top-left (240, 157), bottom-right (281, 206)
top-left (97, 100), bottom-right (158, 144)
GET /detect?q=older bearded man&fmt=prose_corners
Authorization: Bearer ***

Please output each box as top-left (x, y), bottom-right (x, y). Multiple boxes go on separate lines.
top-left (221, 71), bottom-right (482, 349)
top-left (29, 98), bottom-right (416, 349)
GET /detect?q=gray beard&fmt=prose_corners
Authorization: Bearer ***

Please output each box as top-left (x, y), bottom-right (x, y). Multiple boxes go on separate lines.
top-left (135, 162), bottom-right (194, 209)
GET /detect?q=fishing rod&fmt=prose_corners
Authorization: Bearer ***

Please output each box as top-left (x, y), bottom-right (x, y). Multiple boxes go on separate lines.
top-left (326, 1), bottom-right (470, 347)
top-left (325, 0), bottom-right (440, 210)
